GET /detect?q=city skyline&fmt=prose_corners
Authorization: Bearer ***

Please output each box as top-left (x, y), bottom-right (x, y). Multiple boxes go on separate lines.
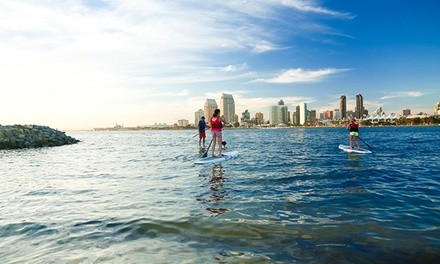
top-left (1, 1), bottom-right (439, 129)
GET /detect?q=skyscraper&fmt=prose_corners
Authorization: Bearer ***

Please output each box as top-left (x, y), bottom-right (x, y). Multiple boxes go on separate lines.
top-left (269, 99), bottom-right (288, 126)
top-left (194, 109), bottom-right (204, 125)
top-left (355, 94), bottom-right (364, 119)
top-left (255, 112), bottom-right (264, 125)
top-left (204, 99), bottom-right (218, 121)
top-left (220, 93), bottom-right (235, 124)
top-left (339, 95), bottom-right (347, 120)
top-left (299, 102), bottom-right (307, 125)
top-left (434, 102), bottom-right (440, 116)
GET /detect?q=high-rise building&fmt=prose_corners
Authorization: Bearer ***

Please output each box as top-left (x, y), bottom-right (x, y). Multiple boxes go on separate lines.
top-left (295, 105), bottom-right (300, 125)
top-left (339, 95), bottom-right (347, 120)
top-left (194, 109), bottom-right (204, 126)
top-left (220, 93), bottom-right (235, 124)
top-left (309, 110), bottom-right (317, 123)
top-left (241, 110), bottom-right (251, 124)
top-left (334, 109), bottom-right (341, 121)
top-left (270, 99), bottom-right (288, 126)
top-left (204, 99), bottom-right (218, 121)
top-left (299, 102), bottom-right (307, 125)
top-left (355, 94), bottom-right (364, 119)
top-left (254, 112), bottom-right (264, 125)
top-left (434, 102), bottom-right (440, 116)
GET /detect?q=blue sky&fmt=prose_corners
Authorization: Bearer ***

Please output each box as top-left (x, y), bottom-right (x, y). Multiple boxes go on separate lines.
top-left (1, 0), bottom-right (439, 129)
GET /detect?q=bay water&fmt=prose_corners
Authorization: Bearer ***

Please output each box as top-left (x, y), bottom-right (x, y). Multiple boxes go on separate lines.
top-left (1, 126), bottom-right (439, 263)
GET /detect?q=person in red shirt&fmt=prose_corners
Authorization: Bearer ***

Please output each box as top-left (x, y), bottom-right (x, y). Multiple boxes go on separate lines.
top-left (347, 117), bottom-right (360, 150)
top-left (210, 109), bottom-right (225, 157)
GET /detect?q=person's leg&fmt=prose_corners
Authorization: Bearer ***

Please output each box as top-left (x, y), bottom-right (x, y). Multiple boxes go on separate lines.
top-left (355, 136), bottom-right (360, 150)
top-left (218, 134), bottom-right (222, 156)
top-left (349, 134), bottom-right (353, 149)
top-left (211, 134), bottom-right (216, 157)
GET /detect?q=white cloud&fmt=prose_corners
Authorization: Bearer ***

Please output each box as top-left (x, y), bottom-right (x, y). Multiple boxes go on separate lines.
top-left (380, 91), bottom-right (424, 100)
top-left (254, 68), bottom-right (350, 84)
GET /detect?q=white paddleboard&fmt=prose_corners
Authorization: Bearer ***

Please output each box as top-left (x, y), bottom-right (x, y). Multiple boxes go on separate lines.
top-left (339, 144), bottom-right (372, 154)
top-left (194, 151), bottom-right (239, 165)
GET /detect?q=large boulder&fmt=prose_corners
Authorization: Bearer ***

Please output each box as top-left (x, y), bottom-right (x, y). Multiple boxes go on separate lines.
top-left (0, 125), bottom-right (80, 150)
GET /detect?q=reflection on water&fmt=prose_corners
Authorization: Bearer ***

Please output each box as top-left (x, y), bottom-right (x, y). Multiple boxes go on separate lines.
top-left (196, 164), bottom-right (229, 217)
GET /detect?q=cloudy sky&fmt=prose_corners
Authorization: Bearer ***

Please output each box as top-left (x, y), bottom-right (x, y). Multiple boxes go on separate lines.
top-left (1, 0), bottom-right (439, 129)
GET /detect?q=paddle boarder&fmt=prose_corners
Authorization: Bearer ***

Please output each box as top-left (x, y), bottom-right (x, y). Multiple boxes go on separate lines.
top-left (198, 116), bottom-right (207, 147)
top-left (210, 109), bottom-right (225, 157)
top-left (347, 117), bottom-right (360, 150)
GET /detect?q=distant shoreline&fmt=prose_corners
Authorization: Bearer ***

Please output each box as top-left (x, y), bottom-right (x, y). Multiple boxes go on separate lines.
top-left (80, 123), bottom-right (439, 132)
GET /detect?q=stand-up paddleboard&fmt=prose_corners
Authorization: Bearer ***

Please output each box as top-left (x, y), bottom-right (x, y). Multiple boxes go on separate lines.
top-left (339, 144), bottom-right (372, 154)
top-left (194, 151), bottom-right (239, 165)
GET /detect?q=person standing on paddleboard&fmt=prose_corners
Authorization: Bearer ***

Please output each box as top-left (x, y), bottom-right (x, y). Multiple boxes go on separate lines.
top-left (198, 116), bottom-right (206, 148)
top-left (210, 109), bottom-right (225, 157)
top-left (347, 117), bottom-right (361, 150)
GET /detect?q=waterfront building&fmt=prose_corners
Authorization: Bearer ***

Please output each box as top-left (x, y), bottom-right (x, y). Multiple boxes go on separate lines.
top-left (295, 105), bottom-right (300, 125)
top-left (334, 109), bottom-right (341, 121)
top-left (204, 99), bottom-right (218, 121)
top-left (270, 99), bottom-right (288, 126)
top-left (177, 119), bottom-right (189, 127)
top-left (355, 94), bottom-right (364, 119)
top-left (220, 93), bottom-right (236, 124)
top-left (194, 109), bottom-right (204, 126)
top-left (339, 95), bottom-right (347, 120)
top-left (241, 110), bottom-right (251, 126)
top-left (255, 112), bottom-right (264, 125)
top-left (403, 109), bottom-right (411, 116)
top-left (323, 110), bottom-right (333, 120)
top-left (435, 102), bottom-right (440, 116)
top-left (299, 102), bottom-right (307, 125)
top-left (309, 110), bottom-right (317, 123)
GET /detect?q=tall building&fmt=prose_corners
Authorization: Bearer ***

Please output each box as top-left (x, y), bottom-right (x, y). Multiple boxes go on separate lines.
top-left (299, 102), bottom-right (307, 125)
top-left (295, 105), bottom-right (300, 125)
top-left (339, 95), bottom-right (347, 120)
top-left (334, 109), bottom-right (341, 121)
top-left (270, 99), bottom-right (288, 126)
top-left (241, 110), bottom-right (251, 125)
top-left (309, 110), bottom-right (317, 123)
top-left (194, 109), bottom-right (204, 126)
top-left (204, 99), bottom-right (218, 121)
top-left (220, 93), bottom-right (235, 124)
top-left (355, 94), bottom-right (364, 119)
top-left (254, 112), bottom-right (264, 125)
top-left (434, 102), bottom-right (440, 116)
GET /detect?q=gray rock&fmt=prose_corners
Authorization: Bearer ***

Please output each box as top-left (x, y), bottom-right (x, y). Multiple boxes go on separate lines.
top-left (0, 125), bottom-right (80, 150)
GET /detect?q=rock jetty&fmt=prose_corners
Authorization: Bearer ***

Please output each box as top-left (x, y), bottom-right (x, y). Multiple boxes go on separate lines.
top-left (0, 125), bottom-right (79, 150)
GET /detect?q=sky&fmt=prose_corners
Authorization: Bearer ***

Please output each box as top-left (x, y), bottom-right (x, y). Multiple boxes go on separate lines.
top-left (1, 0), bottom-right (439, 130)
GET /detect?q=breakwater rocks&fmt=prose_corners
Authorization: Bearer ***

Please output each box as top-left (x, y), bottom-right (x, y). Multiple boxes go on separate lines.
top-left (0, 125), bottom-right (79, 150)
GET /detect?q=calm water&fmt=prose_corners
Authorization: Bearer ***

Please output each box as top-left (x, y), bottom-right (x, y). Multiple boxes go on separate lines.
top-left (1, 127), bottom-right (439, 263)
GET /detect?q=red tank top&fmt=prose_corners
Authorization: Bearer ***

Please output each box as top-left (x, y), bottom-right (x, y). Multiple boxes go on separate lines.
top-left (210, 116), bottom-right (221, 130)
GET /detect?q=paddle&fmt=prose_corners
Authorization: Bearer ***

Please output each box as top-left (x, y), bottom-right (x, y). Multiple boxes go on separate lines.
top-left (359, 137), bottom-right (372, 150)
top-left (202, 139), bottom-right (213, 158)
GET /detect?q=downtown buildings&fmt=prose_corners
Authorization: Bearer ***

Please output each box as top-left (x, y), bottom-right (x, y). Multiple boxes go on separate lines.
top-left (195, 93), bottom-right (238, 126)
top-left (188, 92), bottom-right (437, 128)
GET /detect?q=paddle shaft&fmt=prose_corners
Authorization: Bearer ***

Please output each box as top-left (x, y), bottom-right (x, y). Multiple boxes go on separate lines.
top-left (202, 139), bottom-right (213, 158)
top-left (358, 136), bottom-right (372, 149)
